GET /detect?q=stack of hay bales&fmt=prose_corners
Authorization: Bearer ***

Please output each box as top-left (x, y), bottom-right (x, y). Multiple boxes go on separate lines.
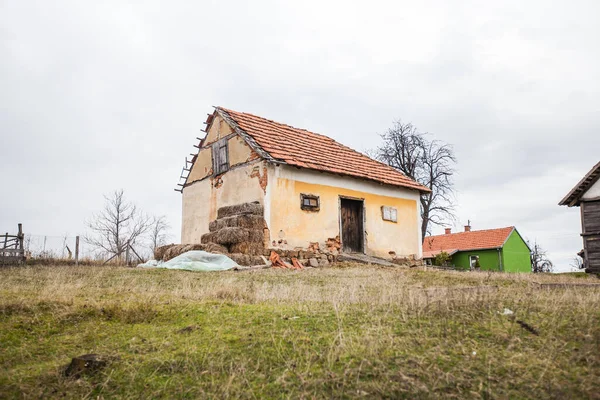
top-left (154, 202), bottom-right (267, 266)
top-left (201, 201), bottom-right (266, 256)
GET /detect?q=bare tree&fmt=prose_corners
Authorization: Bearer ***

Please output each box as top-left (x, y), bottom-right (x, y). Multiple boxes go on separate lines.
top-left (149, 215), bottom-right (171, 253)
top-left (528, 240), bottom-right (553, 273)
top-left (570, 254), bottom-right (584, 270)
top-left (374, 120), bottom-right (456, 240)
top-left (84, 189), bottom-right (151, 260)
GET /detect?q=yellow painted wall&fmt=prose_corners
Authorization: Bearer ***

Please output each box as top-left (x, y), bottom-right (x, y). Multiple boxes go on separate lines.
top-left (181, 162), bottom-right (267, 243)
top-left (187, 134), bottom-right (254, 184)
top-left (204, 115), bottom-right (234, 145)
top-left (187, 147), bottom-right (212, 183)
top-left (228, 135), bottom-right (256, 166)
top-left (269, 177), bottom-right (419, 258)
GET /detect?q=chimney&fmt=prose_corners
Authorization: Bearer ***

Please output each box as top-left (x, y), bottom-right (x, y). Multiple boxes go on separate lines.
top-left (445, 228), bottom-right (452, 235)
top-left (464, 225), bottom-right (471, 232)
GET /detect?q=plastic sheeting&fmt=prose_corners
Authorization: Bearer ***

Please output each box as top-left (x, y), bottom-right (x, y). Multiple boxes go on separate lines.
top-left (138, 250), bottom-right (238, 272)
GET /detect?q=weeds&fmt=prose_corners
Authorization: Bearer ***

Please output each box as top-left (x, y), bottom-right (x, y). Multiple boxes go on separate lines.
top-left (0, 264), bottom-right (598, 399)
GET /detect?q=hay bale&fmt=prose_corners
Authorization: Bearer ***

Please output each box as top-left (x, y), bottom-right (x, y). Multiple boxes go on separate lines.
top-left (163, 244), bottom-right (206, 261)
top-left (217, 202), bottom-right (263, 219)
top-left (213, 228), bottom-right (264, 246)
top-left (211, 215), bottom-right (265, 231)
top-left (200, 232), bottom-right (217, 244)
top-left (153, 243), bottom-right (230, 261)
top-left (247, 229), bottom-right (264, 243)
top-left (229, 242), bottom-right (264, 255)
top-left (213, 227), bottom-right (247, 245)
top-left (203, 243), bottom-right (228, 254)
top-left (154, 244), bottom-right (173, 261)
top-left (229, 253), bottom-right (252, 266)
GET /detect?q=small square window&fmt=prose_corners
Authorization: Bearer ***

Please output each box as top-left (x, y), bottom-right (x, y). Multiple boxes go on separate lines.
top-left (381, 206), bottom-right (397, 222)
top-left (300, 194), bottom-right (320, 211)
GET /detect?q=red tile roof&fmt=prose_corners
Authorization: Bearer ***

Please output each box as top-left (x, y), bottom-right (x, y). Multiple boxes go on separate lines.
top-left (215, 107), bottom-right (430, 192)
top-left (423, 249), bottom-right (458, 259)
top-left (423, 227), bottom-right (515, 255)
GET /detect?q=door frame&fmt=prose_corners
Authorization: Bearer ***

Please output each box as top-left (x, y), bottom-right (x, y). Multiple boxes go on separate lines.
top-left (338, 195), bottom-right (366, 254)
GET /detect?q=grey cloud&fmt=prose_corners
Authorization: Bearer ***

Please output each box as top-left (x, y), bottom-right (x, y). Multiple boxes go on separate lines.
top-left (1, 0), bottom-right (598, 271)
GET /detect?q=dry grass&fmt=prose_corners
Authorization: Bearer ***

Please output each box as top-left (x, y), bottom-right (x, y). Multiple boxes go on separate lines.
top-left (0, 264), bottom-right (598, 399)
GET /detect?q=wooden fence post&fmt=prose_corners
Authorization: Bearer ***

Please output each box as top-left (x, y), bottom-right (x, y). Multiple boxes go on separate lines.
top-left (125, 241), bottom-right (130, 266)
top-left (17, 224), bottom-right (23, 251)
top-left (75, 236), bottom-right (80, 266)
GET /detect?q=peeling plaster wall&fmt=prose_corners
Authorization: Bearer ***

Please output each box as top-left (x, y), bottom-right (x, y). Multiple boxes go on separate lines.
top-left (181, 161), bottom-right (267, 243)
top-left (186, 147), bottom-right (212, 183)
top-left (204, 115), bottom-right (234, 145)
top-left (228, 135), bottom-right (257, 166)
top-left (267, 165), bottom-right (422, 258)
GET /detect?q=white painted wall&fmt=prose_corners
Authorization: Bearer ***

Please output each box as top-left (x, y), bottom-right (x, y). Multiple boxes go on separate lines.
top-left (181, 162), bottom-right (266, 243)
top-left (582, 178), bottom-right (600, 200)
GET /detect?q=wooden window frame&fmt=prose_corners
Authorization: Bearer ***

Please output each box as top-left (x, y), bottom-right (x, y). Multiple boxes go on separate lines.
top-left (469, 255), bottom-right (479, 268)
top-left (300, 194), bottom-right (320, 211)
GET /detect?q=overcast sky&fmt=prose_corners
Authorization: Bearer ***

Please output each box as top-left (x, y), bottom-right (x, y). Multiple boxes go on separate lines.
top-left (1, 0), bottom-right (598, 271)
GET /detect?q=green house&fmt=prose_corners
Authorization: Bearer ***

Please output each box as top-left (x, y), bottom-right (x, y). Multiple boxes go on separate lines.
top-left (422, 226), bottom-right (532, 272)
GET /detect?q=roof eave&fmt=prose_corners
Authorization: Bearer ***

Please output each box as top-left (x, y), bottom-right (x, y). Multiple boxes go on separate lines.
top-left (279, 164), bottom-right (430, 193)
top-left (215, 107), bottom-right (281, 164)
top-left (559, 161), bottom-right (600, 207)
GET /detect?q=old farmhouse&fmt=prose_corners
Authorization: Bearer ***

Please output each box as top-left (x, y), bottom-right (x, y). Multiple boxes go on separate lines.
top-left (179, 107), bottom-right (430, 260)
top-left (422, 226), bottom-right (532, 272)
top-left (559, 161), bottom-right (600, 273)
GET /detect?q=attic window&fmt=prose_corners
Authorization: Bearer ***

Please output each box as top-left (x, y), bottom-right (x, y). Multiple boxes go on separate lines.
top-left (300, 194), bottom-right (320, 211)
top-left (381, 206), bottom-right (397, 222)
top-left (212, 138), bottom-right (229, 175)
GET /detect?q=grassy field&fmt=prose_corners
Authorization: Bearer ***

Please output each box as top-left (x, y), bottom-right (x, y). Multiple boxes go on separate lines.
top-left (0, 264), bottom-right (599, 399)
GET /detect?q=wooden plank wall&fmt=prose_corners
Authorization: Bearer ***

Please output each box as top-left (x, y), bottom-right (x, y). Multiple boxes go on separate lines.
top-left (582, 201), bottom-right (600, 273)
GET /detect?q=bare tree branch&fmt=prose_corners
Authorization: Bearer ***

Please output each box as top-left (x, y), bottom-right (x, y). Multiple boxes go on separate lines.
top-left (373, 120), bottom-right (456, 240)
top-left (149, 215), bottom-right (171, 253)
top-left (84, 189), bottom-right (152, 260)
top-left (527, 239), bottom-right (554, 273)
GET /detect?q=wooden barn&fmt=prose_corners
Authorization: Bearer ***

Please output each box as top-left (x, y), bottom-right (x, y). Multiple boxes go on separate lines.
top-left (559, 161), bottom-right (600, 273)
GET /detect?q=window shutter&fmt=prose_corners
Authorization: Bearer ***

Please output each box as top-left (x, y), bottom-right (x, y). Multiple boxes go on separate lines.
top-left (219, 141), bottom-right (228, 173)
top-left (212, 139), bottom-right (229, 175)
top-left (212, 142), bottom-right (221, 174)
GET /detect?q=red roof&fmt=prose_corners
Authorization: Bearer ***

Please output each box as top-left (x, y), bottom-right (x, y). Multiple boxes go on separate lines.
top-left (214, 107), bottom-right (430, 193)
top-left (423, 249), bottom-right (458, 259)
top-left (423, 227), bottom-right (515, 256)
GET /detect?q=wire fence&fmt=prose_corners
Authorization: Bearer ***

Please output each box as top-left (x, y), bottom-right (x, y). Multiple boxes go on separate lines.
top-left (1, 223), bottom-right (154, 266)
top-left (24, 234), bottom-right (94, 261)
top-left (21, 234), bottom-right (151, 265)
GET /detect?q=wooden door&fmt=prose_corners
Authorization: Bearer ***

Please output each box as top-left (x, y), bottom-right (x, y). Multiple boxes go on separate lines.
top-left (340, 198), bottom-right (364, 253)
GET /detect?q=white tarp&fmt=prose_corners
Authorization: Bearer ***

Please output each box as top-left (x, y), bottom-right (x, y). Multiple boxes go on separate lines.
top-left (138, 250), bottom-right (238, 272)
